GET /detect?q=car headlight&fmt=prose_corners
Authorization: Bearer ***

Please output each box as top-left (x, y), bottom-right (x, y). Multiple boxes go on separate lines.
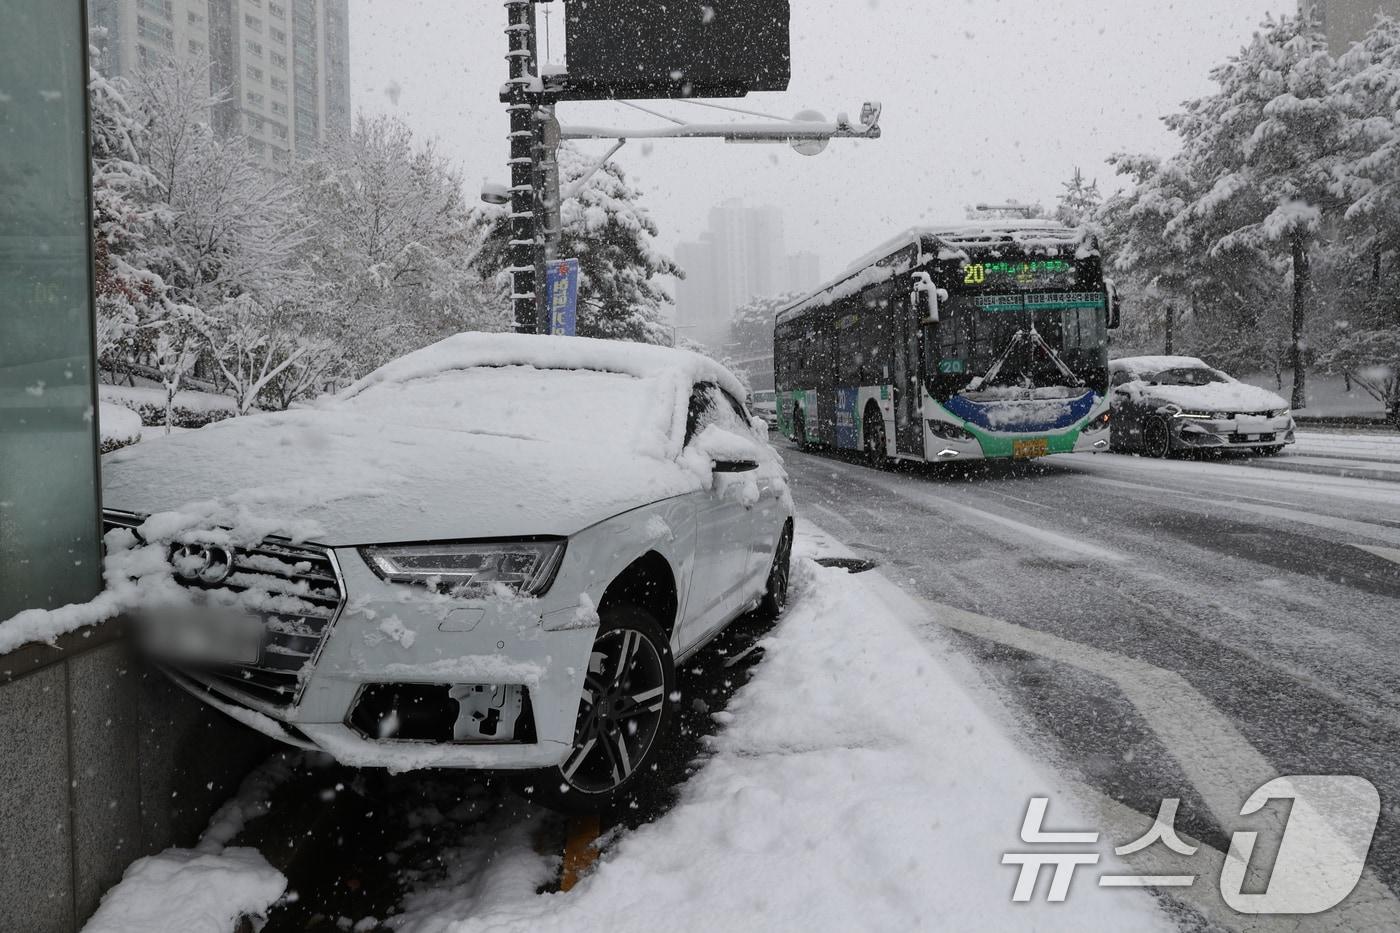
top-left (1211, 411), bottom-right (1232, 420)
top-left (361, 539), bottom-right (566, 598)
top-left (1273, 409), bottom-right (1291, 419)
top-left (1171, 408), bottom-right (1214, 420)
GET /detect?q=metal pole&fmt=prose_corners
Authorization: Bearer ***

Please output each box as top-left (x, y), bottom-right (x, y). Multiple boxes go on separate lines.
top-left (503, 0), bottom-right (536, 333)
top-left (532, 103), bottom-right (554, 334)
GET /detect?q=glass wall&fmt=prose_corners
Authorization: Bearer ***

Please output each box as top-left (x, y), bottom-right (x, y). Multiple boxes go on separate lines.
top-left (0, 0), bottom-right (103, 620)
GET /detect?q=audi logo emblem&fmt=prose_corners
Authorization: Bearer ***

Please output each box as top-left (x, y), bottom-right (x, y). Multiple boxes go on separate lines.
top-left (170, 543), bottom-right (235, 585)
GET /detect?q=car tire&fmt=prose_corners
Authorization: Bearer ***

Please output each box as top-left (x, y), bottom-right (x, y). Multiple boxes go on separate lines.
top-left (1142, 416), bottom-right (1173, 459)
top-left (863, 408), bottom-right (889, 469)
top-left (756, 521), bottom-right (794, 621)
top-left (520, 605), bottom-right (676, 815)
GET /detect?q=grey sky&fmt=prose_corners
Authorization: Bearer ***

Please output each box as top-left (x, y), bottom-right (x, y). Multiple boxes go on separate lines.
top-left (350, 0), bottom-right (1292, 279)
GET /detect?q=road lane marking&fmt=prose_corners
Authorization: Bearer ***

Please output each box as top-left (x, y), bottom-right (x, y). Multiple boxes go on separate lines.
top-left (1354, 544), bottom-right (1400, 566)
top-left (811, 457), bottom-right (1126, 563)
top-left (1065, 473), bottom-right (1400, 548)
top-left (862, 571), bottom-right (1400, 928)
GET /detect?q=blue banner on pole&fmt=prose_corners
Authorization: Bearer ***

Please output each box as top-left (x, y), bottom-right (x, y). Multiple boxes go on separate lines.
top-left (546, 258), bottom-right (580, 336)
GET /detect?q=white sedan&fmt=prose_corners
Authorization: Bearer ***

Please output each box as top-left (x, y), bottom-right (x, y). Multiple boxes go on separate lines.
top-left (1108, 355), bottom-right (1296, 457)
top-left (102, 334), bottom-right (794, 811)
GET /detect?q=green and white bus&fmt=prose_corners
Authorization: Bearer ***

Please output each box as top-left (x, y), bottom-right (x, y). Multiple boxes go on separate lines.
top-left (773, 222), bottom-right (1120, 464)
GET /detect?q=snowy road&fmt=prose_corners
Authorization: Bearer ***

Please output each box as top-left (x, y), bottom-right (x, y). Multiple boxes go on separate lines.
top-left (780, 433), bottom-right (1400, 908)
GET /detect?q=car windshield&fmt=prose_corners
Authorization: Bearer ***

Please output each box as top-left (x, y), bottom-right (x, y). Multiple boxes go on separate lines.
top-left (342, 366), bottom-right (656, 449)
top-left (1148, 367), bottom-right (1228, 387)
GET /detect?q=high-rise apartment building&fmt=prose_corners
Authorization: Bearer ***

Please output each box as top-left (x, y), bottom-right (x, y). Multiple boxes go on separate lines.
top-left (1299, 0), bottom-right (1400, 54)
top-left (89, 0), bottom-right (351, 170)
top-left (674, 201), bottom-right (823, 352)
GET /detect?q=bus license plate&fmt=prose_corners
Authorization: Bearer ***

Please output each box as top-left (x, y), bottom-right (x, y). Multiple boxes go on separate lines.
top-left (1013, 438), bottom-right (1050, 460)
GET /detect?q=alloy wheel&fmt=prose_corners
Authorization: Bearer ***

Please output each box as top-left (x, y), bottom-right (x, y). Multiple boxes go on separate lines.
top-left (560, 626), bottom-right (668, 795)
top-left (1143, 417), bottom-right (1172, 459)
top-left (759, 523), bottom-right (794, 619)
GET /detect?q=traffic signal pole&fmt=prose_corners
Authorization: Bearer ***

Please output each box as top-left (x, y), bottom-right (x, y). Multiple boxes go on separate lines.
top-left (503, 0), bottom-right (539, 333)
top-left (498, 0), bottom-right (880, 337)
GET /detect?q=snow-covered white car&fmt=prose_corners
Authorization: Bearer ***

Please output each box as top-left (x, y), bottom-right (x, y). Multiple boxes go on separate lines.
top-left (1108, 356), bottom-right (1295, 457)
top-left (101, 334), bottom-right (794, 811)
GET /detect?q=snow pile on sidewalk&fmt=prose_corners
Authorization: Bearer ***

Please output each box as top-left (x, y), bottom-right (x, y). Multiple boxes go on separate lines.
top-left (84, 755), bottom-right (296, 933)
top-left (82, 848), bottom-right (284, 933)
top-left (394, 528), bottom-right (1169, 932)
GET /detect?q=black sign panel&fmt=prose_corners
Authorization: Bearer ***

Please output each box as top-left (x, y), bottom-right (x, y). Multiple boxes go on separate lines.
top-left (561, 0), bottom-right (791, 100)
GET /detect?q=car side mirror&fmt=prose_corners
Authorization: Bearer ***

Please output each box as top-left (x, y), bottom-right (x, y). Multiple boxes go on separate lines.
top-left (713, 459), bottom-right (759, 474)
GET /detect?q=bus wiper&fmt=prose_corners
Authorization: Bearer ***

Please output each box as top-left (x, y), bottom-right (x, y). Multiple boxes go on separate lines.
top-left (967, 327), bottom-right (1084, 392)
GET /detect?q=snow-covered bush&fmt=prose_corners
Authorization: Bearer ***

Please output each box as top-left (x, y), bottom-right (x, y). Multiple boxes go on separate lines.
top-left (98, 401), bottom-right (143, 454)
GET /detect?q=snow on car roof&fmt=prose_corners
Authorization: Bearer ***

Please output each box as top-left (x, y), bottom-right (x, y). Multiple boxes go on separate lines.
top-left (338, 332), bottom-right (748, 404)
top-left (1111, 355), bottom-right (1211, 373)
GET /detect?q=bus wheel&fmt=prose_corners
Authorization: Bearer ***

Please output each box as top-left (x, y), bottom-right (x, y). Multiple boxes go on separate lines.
top-left (863, 410), bottom-right (889, 469)
top-left (1142, 417), bottom-right (1173, 459)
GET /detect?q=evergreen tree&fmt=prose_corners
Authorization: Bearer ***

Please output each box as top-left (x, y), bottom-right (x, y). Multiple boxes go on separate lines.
top-left (1167, 15), bottom-right (1344, 407)
top-left (475, 145), bottom-right (681, 345)
top-left (1055, 168), bottom-right (1102, 227)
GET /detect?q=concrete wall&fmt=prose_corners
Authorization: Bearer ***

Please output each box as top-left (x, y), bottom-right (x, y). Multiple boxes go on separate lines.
top-left (0, 634), bottom-right (274, 932)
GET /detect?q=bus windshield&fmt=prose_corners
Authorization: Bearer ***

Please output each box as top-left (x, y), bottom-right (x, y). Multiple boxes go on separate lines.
top-left (927, 258), bottom-right (1109, 401)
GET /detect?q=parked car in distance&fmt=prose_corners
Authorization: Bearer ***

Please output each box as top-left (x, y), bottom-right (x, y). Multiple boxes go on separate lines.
top-left (1108, 356), bottom-right (1295, 457)
top-left (750, 389), bottom-right (778, 422)
top-left (102, 333), bottom-right (794, 812)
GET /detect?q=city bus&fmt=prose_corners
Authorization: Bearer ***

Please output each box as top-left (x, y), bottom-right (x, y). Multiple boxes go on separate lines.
top-left (773, 221), bottom-right (1120, 464)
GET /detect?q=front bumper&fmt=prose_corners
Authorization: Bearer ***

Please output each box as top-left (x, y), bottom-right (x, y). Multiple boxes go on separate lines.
top-left (177, 544), bottom-right (601, 772)
top-left (1172, 415), bottom-right (1296, 450)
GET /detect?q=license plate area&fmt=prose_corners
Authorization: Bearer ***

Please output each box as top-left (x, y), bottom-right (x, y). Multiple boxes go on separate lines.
top-left (137, 606), bottom-right (264, 665)
top-left (1013, 438), bottom-right (1050, 460)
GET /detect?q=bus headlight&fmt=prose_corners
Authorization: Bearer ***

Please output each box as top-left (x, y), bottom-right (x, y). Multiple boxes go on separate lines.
top-left (927, 420), bottom-right (975, 442)
top-left (1082, 412), bottom-right (1111, 433)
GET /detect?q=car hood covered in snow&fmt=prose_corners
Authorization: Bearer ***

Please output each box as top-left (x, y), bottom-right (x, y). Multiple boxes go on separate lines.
top-left (101, 333), bottom-right (767, 546)
top-left (102, 407), bottom-right (704, 546)
top-left (1138, 380), bottom-right (1289, 413)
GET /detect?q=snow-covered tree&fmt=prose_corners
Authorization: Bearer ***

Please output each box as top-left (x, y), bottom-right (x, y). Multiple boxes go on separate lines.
top-left (1323, 16), bottom-right (1400, 422)
top-left (1166, 16), bottom-right (1345, 407)
top-left (475, 144), bottom-right (681, 345)
top-left (729, 291), bottom-right (802, 362)
top-left (295, 114), bottom-right (506, 374)
top-left (1098, 153), bottom-right (1287, 370)
top-left (201, 294), bottom-right (322, 414)
top-left (1055, 168), bottom-right (1102, 227)
top-left (151, 304), bottom-right (208, 434)
top-left (133, 61), bottom-right (309, 316)
top-left (88, 43), bottom-right (172, 373)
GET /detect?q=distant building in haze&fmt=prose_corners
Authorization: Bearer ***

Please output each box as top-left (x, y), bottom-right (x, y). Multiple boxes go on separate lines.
top-left (674, 200), bottom-right (823, 353)
top-left (88, 0), bottom-right (351, 171)
top-left (1299, 0), bottom-right (1400, 54)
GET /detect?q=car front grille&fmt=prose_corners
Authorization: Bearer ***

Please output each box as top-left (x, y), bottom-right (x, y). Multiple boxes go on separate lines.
top-left (104, 511), bottom-right (345, 709)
